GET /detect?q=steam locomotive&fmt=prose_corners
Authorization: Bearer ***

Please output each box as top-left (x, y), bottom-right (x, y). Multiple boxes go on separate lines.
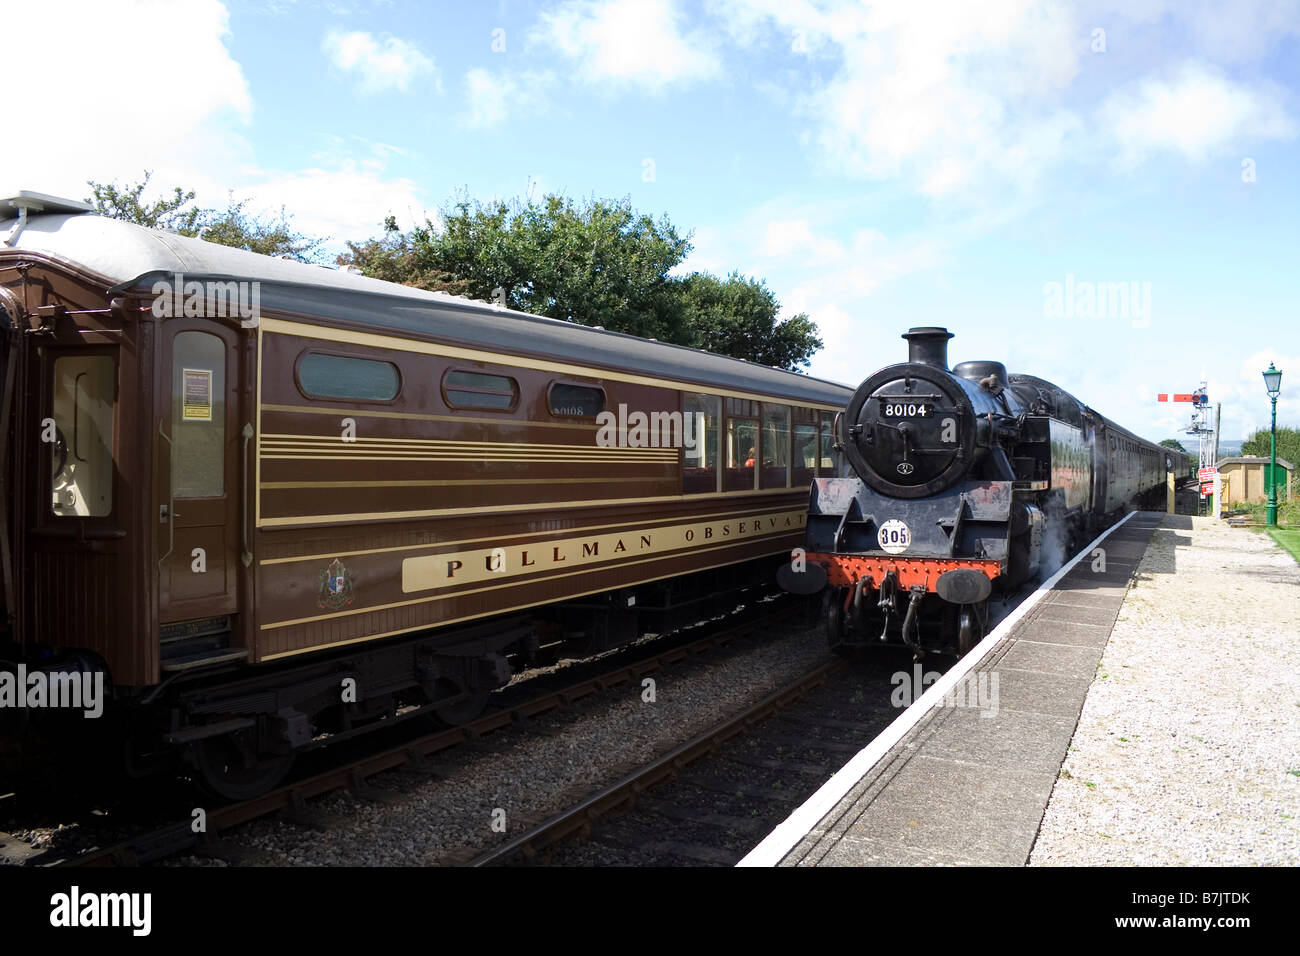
top-left (778, 327), bottom-right (1191, 656)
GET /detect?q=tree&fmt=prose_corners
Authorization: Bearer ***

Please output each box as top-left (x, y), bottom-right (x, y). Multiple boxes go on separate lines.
top-left (674, 271), bottom-right (823, 370)
top-left (86, 170), bottom-right (202, 235)
top-left (1242, 425), bottom-right (1300, 467)
top-left (339, 216), bottom-right (474, 296)
top-left (405, 193), bottom-right (693, 343)
top-left (87, 172), bottom-right (324, 262)
top-left (341, 192), bottom-right (826, 371)
top-left (1159, 439), bottom-right (1189, 453)
top-left (200, 194), bottom-right (324, 263)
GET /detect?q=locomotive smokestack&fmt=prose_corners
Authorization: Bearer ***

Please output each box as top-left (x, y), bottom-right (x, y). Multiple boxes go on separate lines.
top-left (902, 327), bottom-right (954, 370)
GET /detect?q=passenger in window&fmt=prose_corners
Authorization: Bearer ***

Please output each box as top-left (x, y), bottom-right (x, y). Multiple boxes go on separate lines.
top-left (745, 446), bottom-right (755, 468)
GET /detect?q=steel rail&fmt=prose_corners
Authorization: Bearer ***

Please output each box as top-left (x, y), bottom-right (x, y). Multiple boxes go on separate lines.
top-left (466, 656), bottom-right (843, 867)
top-left (62, 601), bottom-right (806, 867)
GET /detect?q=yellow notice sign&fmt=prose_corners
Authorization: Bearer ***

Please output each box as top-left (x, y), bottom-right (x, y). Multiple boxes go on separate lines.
top-left (182, 368), bottom-right (212, 421)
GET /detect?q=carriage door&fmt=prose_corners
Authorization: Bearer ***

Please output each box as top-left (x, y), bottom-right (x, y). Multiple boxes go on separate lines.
top-left (157, 322), bottom-right (243, 645)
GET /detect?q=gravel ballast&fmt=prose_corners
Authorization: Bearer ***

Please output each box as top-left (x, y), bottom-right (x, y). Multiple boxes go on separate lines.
top-left (1030, 517), bottom-right (1300, 865)
top-left (174, 622), bottom-right (831, 866)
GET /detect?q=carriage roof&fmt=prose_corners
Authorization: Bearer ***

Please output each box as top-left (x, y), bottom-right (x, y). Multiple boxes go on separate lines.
top-left (3, 206), bottom-right (851, 406)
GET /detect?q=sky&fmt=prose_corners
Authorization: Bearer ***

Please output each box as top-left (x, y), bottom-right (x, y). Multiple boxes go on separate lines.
top-left (6, 0), bottom-right (1299, 446)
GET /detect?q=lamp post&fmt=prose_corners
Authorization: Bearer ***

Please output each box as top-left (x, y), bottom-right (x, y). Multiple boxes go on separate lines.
top-left (1263, 362), bottom-right (1282, 526)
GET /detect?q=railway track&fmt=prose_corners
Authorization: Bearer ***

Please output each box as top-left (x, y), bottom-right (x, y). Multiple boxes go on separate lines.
top-left (466, 591), bottom-right (1033, 867)
top-left (10, 573), bottom-right (1033, 868)
top-left (465, 657), bottom-right (851, 866)
top-left (27, 596), bottom-right (808, 867)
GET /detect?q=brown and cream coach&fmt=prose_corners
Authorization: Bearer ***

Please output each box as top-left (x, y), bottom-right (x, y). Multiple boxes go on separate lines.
top-left (0, 192), bottom-right (851, 797)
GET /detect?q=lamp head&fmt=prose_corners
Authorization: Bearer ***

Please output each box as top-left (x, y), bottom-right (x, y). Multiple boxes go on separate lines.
top-left (1263, 362), bottom-right (1282, 399)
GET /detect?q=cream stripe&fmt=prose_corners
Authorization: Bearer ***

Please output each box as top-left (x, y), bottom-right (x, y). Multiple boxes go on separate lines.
top-left (259, 502), bottom-right (810, 565)
top-left (262, 403), bottom-right (596, 429)
top-left (261, 455), bottom-right (674, 464)
top-left (259, 545), bottom-right (790, 660)
top-left (261, 477), bottom-right (653, 489)
top-left (258, 485), bottom-right (801, 527)
top-left (261, 528), bottom-right (795, 632)
top-left (261, 317), bottom-right (845, 410)
top-left (260, 445), bottom-right (674, 458)
top-left (261, 433), bottom-right (679, 452)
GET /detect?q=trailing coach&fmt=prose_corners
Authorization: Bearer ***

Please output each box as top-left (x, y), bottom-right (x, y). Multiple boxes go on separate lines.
top-left (0, 192), bottom-right (851, 798)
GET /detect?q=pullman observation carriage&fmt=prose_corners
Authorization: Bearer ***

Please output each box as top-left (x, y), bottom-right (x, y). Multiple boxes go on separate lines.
top-left (0, 193), bottom-right (851, 797)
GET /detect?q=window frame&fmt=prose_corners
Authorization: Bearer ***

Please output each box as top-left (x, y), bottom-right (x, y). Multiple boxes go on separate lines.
top-left (441, 368), bottom-right (520, 412)
top-left (294, 350), bottom-right (403, 404)
top-left (546, 380), bottom-right (607, 420)
top-left (45, 347), bottom-right (120, 521)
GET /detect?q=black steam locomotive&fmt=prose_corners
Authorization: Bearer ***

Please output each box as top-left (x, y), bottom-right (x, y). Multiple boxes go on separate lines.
top-left (779, 327), bottom-right (1190, 657)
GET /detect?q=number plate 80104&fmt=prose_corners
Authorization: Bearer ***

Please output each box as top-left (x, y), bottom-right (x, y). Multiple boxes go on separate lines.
top-left (879, 401), bottom-right (932, 418)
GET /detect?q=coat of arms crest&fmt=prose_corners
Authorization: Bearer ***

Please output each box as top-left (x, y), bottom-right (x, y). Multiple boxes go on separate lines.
top-left (317, 558), bottom-right (355, 611)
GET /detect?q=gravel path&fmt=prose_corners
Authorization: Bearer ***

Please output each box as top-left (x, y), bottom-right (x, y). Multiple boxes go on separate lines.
top-left (1030, 517), bottom-right (1300, 865)
top-left (174, 622), bottom-right (830, 866)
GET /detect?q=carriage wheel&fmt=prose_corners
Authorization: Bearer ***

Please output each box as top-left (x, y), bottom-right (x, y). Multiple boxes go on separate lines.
top-left (193, 731), bottom-right (295, 802)
top-left (432, 682), bottom-right (489, 726)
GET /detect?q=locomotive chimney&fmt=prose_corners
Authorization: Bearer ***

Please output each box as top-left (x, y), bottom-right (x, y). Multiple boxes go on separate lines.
top-left (902, 327), bottom-right (954, 370)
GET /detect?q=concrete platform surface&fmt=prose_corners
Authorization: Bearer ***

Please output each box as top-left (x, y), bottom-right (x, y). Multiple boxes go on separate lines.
top-left (767, 512), bottom-right (1168, 867)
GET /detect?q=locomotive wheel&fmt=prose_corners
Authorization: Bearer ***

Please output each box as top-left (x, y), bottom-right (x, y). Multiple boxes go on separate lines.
top-left (193, 732), bottom-right (295, 802)
top-left (956, 600), bottom-right (988, 655)
top-left (824, 587), bottom-right (848, 649)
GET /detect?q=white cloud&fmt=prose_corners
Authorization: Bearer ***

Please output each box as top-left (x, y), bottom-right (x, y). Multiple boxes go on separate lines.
top-left (534, 0), bottom-right (719, 92)
top-left (1101, 63), bottom-right (1297, 166)
top-left (462, 68), bottom-right (556, 129)
top-left (758, 219), bottom-right (844, 259)
top-left (717, 0), bottom-right (1299, 199)
top-left (683, 199), bottom-right (947, 385)
top-left (1081, 0), bottom-right (1300, 65)
top-left (5, 0), bottom-right (252, 199)
top-left (322, 30), bottom-right (437, 94)
top-left (719, 0), bottom-right (1086, 197)
top-left (231, 161), bottom-right (430, 252)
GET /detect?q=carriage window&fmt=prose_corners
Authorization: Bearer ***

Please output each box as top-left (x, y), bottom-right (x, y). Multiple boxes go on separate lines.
top-left (298, 353), bottom-right (400, 401)
top-left (50, 355), bottom-right (116, 517)
top-left (173, 332), bottom-right (225, 498)
top-left (549, 383), bottom-right (605, 418)
top-left (725, 420), bottom-right (759, 490)
top-left (794, 423), bottom-right (818, 486)
top-left (683, 394), bottom-right (721, 494)
top-left (820, 411), bottom-right (837, 472)
top-left (760, 404), bottom-right (790, 489)
top-left (444, 370), bottom-right (518, 410)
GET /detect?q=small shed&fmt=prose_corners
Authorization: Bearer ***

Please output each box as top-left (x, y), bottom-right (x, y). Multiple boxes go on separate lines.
top-left (1217, 456), bottom-right (1294, 504)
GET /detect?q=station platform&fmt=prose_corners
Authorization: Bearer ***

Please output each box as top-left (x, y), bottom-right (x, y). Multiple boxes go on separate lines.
top-left (739, 511), bottom-right (1172, 867)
